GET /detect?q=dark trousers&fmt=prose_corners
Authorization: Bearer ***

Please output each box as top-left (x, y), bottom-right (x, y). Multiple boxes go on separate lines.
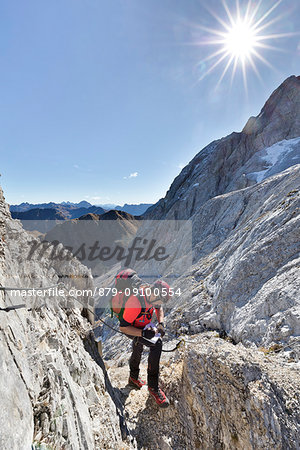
top-left (129, 336), bottom-right (162, 390)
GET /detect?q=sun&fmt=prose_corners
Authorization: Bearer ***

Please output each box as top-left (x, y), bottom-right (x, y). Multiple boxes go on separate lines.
top-left (223, 20), bottom-right (257, 60)
top-left (194, 0), bottom-right (297, 90)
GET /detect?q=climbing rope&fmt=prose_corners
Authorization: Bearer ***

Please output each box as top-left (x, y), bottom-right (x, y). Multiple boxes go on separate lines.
top-left (0, 284), bottom-right (62, 291)
top-left (92, 314), bottom-right (184, 352)
top-left (0, 284), bottom-right (64, 312)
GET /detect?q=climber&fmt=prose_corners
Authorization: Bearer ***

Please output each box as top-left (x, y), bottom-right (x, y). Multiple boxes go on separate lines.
top-left (111, 269), bottom-right (172, 408)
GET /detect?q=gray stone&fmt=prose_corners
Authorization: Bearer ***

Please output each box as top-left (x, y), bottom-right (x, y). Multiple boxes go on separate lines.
top-left (0, 186), bottom-right (133, 449)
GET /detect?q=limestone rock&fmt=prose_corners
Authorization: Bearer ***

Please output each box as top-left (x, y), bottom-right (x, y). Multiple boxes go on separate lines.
top-left (139, 76), bottom-right (300, 354)
top-left (177, 334), bottom-right (300, 450)
top-left (145, 76), bottom-right (300, 220)
top-left (105, 333), bottom-right (300, 450)
top-left (162, 165), bottom-right (300, 353)
top-left (0, 186), bottom-right (134, 449)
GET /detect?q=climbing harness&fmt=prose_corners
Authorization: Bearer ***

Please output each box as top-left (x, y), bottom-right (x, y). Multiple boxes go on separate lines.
top-left (0, 283), bottom-right (184, 352)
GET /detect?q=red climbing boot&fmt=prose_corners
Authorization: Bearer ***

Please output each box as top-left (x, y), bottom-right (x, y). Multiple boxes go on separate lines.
top-left (128, 376), bottom-right (146, 389)
top-left (148, 387), bottom-right (170, 408)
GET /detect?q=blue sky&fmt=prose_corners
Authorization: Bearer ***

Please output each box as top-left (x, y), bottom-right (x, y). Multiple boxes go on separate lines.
top-left (1, 0), bottom-right (299, 206)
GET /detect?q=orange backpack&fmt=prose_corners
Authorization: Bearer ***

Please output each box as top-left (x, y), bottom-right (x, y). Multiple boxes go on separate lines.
top-left (110, 269), bottom-right (145, 320)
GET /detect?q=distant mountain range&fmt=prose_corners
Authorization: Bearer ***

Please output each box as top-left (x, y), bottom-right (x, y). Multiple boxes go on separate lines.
top-left (114, 203), bottom-right (153, 215)
top-left (10, 201), bottom-right (153, 217)
top-left (95, 203), bottom-right (153, 214)
top-left (9, 201), bottom-right (93, 212)
top-left (10, 200), bottom-right (145, 233)
top-left (11, 205), bottom-right (106, 221)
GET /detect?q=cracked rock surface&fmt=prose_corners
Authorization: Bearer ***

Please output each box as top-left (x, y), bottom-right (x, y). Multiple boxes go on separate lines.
top-left (105, 332), bottom-right (300, 450)
top-left (0, 186), bottom-right (133, 449)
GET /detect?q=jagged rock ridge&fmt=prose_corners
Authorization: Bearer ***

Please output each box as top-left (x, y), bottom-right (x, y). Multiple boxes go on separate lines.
top-left (146, 76), bottom-right (300, 220)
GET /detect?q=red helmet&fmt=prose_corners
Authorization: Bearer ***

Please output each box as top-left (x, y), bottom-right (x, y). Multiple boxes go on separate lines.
top-left (152, 280), bottom-right (171, 302)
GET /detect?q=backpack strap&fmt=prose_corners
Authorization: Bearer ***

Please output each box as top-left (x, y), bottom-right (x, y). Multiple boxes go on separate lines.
top-left (135, 292), bottom-right (150, 320)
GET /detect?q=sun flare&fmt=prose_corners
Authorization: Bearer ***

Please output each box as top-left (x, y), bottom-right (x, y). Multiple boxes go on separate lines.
top-left (223, 20), bottom-right (257, 59)
top-left (194, 0), bottom-right (298, 90)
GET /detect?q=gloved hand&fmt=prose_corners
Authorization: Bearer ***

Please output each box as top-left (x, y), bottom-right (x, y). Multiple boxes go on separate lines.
top-left (142, 328), bottom-right (156, 339)
top-left (157, 322), bottom-right (165, 337)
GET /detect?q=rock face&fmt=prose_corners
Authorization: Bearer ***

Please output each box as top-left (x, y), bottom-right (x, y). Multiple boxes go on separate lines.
top-left (105, 333), bottom-right (300, 450)
top-left (0, 187), bottom-right (133, 449)
top-left (145, 76), bottom-right (300, 220)
top-left (139, 76), bottom-right (300, 355)
top-left (175, 335), bottom-right (300, 450)
top-left (164, 165), bottom-right (300, 353)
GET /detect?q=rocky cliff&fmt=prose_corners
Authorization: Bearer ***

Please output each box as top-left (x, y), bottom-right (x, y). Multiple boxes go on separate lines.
top-left (0, 186), bottom-right (133, 449)
top-left (145, 76), bottom-right (300, 220)
top-left (138, 76), bottom-right (300, 355)
top-left (163, 164), bottom-right (300, 353)
top-left (104, 332), bottom-right (300, 450)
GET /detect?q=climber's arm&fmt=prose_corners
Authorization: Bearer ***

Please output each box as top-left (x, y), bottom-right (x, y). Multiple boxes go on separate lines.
top-left (155, 306), bottom-right (164, 324)
top-left (119, 325), bottom-right (142, 337)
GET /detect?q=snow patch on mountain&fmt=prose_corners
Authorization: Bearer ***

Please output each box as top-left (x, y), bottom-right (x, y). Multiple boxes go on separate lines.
top-left (248, 136), bottom-right (300, 183)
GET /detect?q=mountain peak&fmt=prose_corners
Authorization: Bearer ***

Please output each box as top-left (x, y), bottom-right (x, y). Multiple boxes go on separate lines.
top-left (146, 75), bottom-right (300, 220)
top-left (78, 213), bottom-right (100, 220)
top-left (100, 209), bottom-right (136, 221)
top-left (243, 75), bottom-right (300, 136)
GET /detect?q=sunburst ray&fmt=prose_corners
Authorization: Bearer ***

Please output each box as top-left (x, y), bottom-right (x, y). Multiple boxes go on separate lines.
top-left (193, 0), bottom-right (295, 89)
top-left (216, 54), bottom-right (236, 88)
top-left (253, 0), bottom-right (283, 30)
top-left (197, 51), bottom-right (230, 82)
